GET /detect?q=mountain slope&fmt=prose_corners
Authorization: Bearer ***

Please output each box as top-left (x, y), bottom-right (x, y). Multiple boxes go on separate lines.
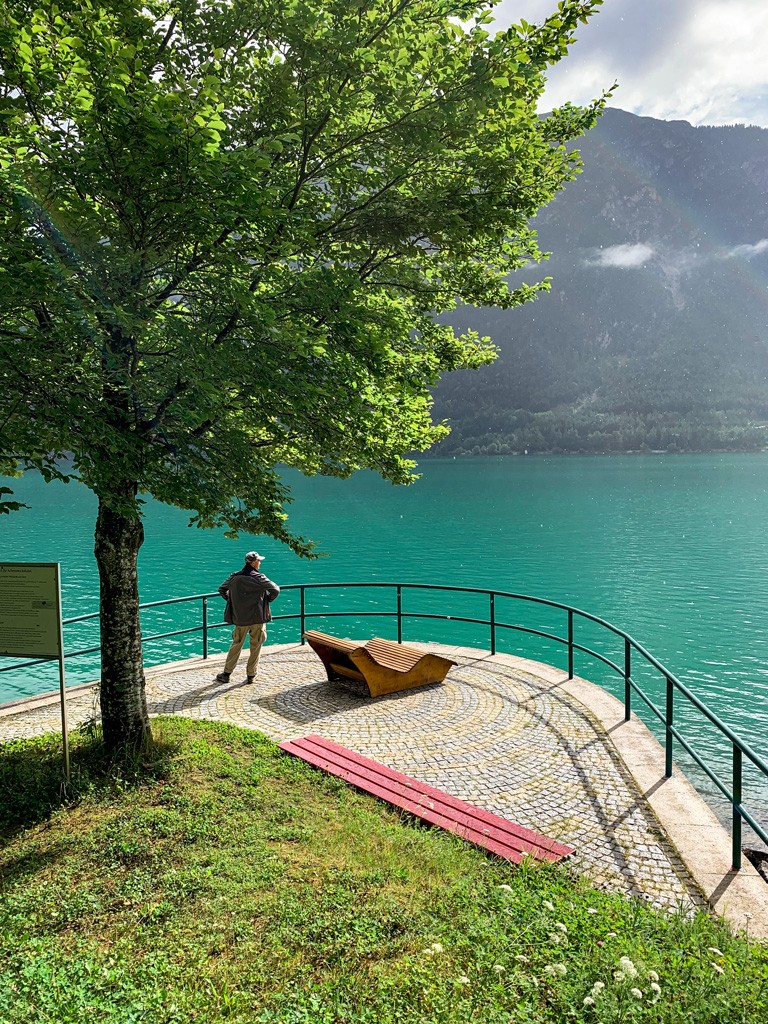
top-left (432, 109), bottom-right (768, 454)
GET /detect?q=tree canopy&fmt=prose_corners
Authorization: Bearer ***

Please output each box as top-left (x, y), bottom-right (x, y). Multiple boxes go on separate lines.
top-left (0, 0), bottom-right (607, 746)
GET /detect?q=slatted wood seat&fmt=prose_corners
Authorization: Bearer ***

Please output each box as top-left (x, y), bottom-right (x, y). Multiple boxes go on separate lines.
top-left (280, 735), bottom-right (574, 864)
top-left (303, 629), bottom-right (457, 697)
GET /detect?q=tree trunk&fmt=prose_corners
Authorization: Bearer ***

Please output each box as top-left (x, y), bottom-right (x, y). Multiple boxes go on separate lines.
top-left (94, 484), bottom-right (151, 751)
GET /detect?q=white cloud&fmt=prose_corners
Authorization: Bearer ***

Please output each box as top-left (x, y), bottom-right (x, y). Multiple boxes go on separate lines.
top-left (584, 238), bottom-right (768, 272)
top-left (726, 239), bottom-right (768, 260)
top-left (586, 243), bottom-right (655, 269)
top-left (620, 2), bottom-right (768, 126)
top-left (492, 0), bottom-right (768, 127)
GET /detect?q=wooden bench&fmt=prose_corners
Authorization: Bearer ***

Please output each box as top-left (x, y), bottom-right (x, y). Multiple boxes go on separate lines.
top-left (303, 629), bottom-right (457, 697)
top-left (279, 735), bottom-right (574, 864)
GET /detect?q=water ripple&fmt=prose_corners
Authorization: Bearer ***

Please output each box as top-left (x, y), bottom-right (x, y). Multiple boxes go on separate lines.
top-left (3, 454), bottom-right (768, 830)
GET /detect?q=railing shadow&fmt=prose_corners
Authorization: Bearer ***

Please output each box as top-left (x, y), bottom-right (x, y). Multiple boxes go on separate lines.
top-left (2, 580), bottom-right (766, 868)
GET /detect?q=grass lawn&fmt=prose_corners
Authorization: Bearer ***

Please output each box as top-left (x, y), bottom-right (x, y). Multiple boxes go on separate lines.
top-left (1, 717), bottom-right (766, 1023)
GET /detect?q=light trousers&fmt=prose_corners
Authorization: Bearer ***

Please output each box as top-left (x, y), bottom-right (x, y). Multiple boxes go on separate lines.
top-left (223, 623), bottom-right (267, 677)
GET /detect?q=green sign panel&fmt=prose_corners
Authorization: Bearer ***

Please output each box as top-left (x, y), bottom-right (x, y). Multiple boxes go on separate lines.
top-left (0, 562), bottom-right (62, 658)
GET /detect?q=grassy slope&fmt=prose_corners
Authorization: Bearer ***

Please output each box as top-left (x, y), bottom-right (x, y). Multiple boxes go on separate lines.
top-left (1, 717), bottom-right (766, 1024)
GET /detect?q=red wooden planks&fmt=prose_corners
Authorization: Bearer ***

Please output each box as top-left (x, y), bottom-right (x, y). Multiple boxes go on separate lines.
top-left (279, 734), bottom-right (573, 864)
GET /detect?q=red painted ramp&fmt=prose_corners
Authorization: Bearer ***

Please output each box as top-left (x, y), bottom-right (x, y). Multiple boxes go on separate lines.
top-left (279, 734), bottom-right (573, 864)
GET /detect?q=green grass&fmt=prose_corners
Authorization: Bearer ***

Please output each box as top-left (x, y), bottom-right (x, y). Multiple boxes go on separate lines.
top-left (1, 717), bottom-right (766, 1023)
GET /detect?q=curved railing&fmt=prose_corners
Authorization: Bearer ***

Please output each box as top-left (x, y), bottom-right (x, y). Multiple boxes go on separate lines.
top-left (1, 581), bottom-right (766, 868)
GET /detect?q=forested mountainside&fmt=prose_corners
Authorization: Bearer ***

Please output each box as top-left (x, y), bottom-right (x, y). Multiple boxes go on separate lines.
top-left (431, 108), bottom-right (768, 455)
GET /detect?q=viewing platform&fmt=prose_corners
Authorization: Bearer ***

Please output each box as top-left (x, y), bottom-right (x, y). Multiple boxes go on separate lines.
top-left (2, 640), bottom-right (766, 938)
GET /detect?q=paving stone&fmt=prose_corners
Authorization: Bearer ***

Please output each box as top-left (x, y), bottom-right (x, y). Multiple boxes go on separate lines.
top-left (0, 642), bottom-right (706, 914)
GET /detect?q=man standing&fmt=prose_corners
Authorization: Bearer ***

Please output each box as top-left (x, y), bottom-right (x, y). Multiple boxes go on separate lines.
top-left (216, 551), bottom-right (280, 683)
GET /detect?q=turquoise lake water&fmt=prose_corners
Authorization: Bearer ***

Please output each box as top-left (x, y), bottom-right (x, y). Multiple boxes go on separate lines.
top-left (2, 454), bottom-right (768, 833)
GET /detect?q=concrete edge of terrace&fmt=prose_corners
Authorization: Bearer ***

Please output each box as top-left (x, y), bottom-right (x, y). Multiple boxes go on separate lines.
top-left (2, 641), bottom-right (766, 939)
top-left (488, 648), bottom-right (768, 941)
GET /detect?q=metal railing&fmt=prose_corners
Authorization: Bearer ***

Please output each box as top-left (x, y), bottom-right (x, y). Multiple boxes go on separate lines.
top-left (2, 581), bottom-right (766, 869)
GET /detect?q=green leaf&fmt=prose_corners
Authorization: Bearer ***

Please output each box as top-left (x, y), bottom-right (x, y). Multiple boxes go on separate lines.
top-left (75, 88), bottom-right (93, 109)
top-left (0, 0), bottom-right (608, 748)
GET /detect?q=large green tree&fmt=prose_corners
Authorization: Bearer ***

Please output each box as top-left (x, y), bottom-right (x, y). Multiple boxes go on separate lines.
top-left (0, 0), bottom-right (606, 749)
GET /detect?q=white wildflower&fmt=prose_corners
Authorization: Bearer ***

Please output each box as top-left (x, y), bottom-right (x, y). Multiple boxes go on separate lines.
top-left (648, 970), bottom-right (659, 983)
top-left (650, 982), bottom-right (661, 995)
top-left (586, 907), bottom-right (598, 915)
top-left (497, 884), bottom-right (513, 892)
top-left (555, 922), bottom-right (568, 933)
top-left (619, 956), bottom-right (638, 979)
top-left (583, 996), bottom-right (595, 1007)
top-left (708, 947), bottom-right (724, 957)
top-left (591, 981), bottom-right (605, 995)
top-left (548, 932), bottom-right (564, 945)
top-left (493, 964), bottom-right (505, 974)
top-left (430, 942), bottom-right (443, 953)
top-left (515, 954), bottom-right (530, 964)
top-left (613, 971), bottom-right (626, 982)
top-left (630, 987), bottom-right (643, 1000)
top-left (543, 963), bottom-right (567, 977)
top-left (606, 932), bottom-right (617, 938)
top-left (457, 975), bottom-right (470, 985)
top-left (711, 963), bottom-right (725, 975)
top-left (543, 900), bottom-right (555, 911)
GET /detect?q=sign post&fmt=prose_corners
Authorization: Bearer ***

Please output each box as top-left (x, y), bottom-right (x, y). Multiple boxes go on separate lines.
top-left (0, 562), bottom-right (69, 782)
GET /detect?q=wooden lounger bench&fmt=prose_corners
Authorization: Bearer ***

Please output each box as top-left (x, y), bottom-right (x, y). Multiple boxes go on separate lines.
top-left (303, 629), bottom-right (457, 697)
top-left (280, 735), bottom-right (574, 864)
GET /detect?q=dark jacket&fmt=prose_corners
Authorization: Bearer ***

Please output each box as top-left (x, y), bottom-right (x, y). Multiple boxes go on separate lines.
top-left (219, 567), bottom-right (280, 626)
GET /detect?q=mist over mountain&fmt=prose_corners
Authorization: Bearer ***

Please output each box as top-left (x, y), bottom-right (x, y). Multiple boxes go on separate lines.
top-left (432, 108), bottom-right (768, 455)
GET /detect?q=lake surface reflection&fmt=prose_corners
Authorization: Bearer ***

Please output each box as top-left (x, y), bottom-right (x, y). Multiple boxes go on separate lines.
top-left (2, 453), bottom-right (768, 838)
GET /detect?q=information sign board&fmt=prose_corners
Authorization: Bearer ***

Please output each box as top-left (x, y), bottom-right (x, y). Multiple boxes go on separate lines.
top-left (0, 562), bottom-right (62, 658)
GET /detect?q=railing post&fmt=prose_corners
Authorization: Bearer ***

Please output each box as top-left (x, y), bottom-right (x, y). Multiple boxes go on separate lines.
top-left (300, 587), bottom-right (306, 643)
top-left (490, 592), bottom-right (496, 655)
top-left (397, 585), bottom-right (402, 644)
top-left (665, 675), bottom-right (673, 777)
top-left (624, 638), bottom-right (631, 721)
top-left (732, 745), bottom-right (743, 871)
top-left (567, 610), bottom-right (574, 679)
top-left (202, 597), bottom-right (208, 659)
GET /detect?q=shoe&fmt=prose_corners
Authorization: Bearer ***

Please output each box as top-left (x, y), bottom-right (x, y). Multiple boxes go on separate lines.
top-left (246, 675), bottom-right (255, 684)
top-left (216, 671), bottom-right (231, 683)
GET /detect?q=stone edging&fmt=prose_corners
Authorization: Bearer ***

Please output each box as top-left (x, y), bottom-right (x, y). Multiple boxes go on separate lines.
top-left (1, 643), bottom-right (765, 938)
top-left (493, 650), bottom-right (767, 940)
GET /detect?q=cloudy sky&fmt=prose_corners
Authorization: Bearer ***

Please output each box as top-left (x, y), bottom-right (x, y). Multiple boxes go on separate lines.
top-left (493, 0), bottom-right (768, 128)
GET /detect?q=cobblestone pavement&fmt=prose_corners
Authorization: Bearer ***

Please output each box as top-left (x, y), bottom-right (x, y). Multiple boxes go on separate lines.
top-left (0, 642), bottom-right (705, 914)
